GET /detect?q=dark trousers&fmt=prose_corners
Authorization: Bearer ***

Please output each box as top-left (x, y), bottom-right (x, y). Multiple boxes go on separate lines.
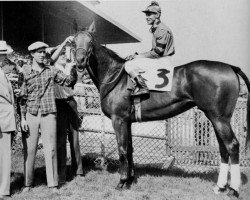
top-left (56, 98), bottom-right (83, 183)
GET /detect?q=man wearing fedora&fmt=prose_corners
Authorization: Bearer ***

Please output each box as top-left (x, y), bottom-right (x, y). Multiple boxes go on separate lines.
top-left (125, 1), bottom-right (175, 97)
top-left (19, 41), bottom-right (77, 193)
top-left (0, 40), bottom-right (16, 199)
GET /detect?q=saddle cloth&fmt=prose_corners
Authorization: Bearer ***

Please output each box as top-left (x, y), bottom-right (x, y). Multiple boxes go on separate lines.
top-left (127, 57), bottom-right (174, 92)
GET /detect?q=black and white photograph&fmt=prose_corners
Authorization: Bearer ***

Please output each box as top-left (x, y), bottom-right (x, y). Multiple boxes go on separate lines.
top-left (0, 0), bottom-right (249, 199)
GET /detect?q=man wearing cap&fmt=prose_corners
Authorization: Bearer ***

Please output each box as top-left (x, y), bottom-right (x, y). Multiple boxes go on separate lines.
top-left (19, 41), bottom-right (77, 192)
top-left (125, 1), bottom-right (175, 97)
top-left (0, 40), bottom-right (16, 199)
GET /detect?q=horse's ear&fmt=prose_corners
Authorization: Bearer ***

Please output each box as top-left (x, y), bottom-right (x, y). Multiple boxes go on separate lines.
top-left (73, 19), bottom-right (78, 33)
top-left (88, 21), bottom-right (96, 33)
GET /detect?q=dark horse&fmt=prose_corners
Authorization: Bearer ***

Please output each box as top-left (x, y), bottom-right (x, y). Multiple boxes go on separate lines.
top-left (73, 23), bottom-right (250, 197)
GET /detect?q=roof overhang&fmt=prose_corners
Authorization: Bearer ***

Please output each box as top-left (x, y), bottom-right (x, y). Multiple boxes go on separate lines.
top-left (27, 1), bottom-right (141, 44)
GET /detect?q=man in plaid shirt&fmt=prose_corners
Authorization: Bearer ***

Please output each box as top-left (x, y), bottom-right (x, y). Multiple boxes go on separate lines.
top-left (125, 1), bottom-right (175, 97)
top-left (19, 40), bottom-right (77, 193)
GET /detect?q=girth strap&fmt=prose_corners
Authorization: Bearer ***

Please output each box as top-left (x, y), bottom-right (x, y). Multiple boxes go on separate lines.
top-left (133, 96), bottom-right (142, 122)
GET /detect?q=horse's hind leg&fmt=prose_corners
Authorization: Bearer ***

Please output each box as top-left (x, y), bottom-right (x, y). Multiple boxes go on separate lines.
top-left (209, 117), bottom-right (240, 197)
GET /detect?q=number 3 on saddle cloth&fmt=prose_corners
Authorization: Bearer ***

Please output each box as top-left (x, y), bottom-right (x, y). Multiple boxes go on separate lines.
top-left (126, 57), bottom-right (174, 122)
top-left (127, 56), bottom-right (174, 92)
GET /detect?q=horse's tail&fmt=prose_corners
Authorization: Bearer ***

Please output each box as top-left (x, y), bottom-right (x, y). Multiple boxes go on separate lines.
top-left (231, 66), bottom-right (250, 158)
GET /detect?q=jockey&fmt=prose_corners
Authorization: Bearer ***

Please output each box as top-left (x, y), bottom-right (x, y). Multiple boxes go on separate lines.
top-left (125, 1), bottom-right (175, 97)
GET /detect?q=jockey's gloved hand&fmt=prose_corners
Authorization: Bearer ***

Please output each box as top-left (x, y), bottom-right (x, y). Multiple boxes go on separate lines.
top-left (125, 52), bottom-right (138, 61)
top-left (125, 55), bottom-right (134, 61)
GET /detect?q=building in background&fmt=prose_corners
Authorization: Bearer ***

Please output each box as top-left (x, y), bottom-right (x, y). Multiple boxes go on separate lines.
top-left (0, 1), bottom-right (141, 53)
top-left (0, 0), bottom-right (249, 78)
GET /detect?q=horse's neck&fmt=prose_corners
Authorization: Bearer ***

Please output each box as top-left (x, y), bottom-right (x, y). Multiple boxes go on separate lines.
top-left (90, 44), bottom-right (125, 99)
top-left (93, 44), bottom-right (124, 85)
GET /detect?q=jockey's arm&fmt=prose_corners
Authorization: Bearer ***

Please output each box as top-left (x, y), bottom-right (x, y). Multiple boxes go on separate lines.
top-left (135, 28), bottom-right (171, 59)
top-left (126, 46), bottom-right (162, 60)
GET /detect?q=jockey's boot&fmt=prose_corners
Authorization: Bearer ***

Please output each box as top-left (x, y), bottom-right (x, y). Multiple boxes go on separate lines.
top-left (132, 75), bottom-right (150, 98)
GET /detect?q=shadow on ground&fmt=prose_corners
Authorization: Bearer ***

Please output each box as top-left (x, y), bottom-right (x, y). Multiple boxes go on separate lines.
top-left (80, 154), bottom-right (249, 187)
top-left (10, 153), bottom-right (249, 194)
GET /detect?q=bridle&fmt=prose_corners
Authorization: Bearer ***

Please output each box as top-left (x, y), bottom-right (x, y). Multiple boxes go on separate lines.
top-left (73, 31), bottom-right (102, 84)
top-left (73, 31), bottom-right (125, 85)
top-left (73, 31), bottom-right (93, 69)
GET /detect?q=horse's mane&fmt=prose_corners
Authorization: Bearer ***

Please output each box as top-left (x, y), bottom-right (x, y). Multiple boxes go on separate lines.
top-left (77, 31), bottom-right (126, 64)
top-left (89, 40), bottom-right (127, 99)
top-left (100, 45), bottom-right (126, 64)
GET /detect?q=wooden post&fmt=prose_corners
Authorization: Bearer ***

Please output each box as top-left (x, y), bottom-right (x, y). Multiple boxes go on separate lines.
top-left (165, 119), bottom-right (171, 156)
top-left (41, 13), bottom-right (44, 42)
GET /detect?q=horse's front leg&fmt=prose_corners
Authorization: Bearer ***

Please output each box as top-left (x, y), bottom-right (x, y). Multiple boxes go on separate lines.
top-left (126, 122), bottom-right (135, 188)
top-left (112, 115), bottom-right (131, 190)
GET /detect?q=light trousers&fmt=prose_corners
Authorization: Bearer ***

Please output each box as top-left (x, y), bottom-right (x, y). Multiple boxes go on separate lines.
top-left (0, 132), bottom-right (11, 196)
top-left (22, 110), bottom-right (58, 187)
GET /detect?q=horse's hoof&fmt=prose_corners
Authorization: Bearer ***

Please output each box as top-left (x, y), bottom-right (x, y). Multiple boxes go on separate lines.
top-left (213, 185), bottom-right (227, 194)
top-left (227, 187), bottom-right (239, 199)
top-left (129, 176), bottom-right (135, 182)
top-left (115, 181), bottom-right (126, 190)
top-left (125, 176), bottom-right (135, 189)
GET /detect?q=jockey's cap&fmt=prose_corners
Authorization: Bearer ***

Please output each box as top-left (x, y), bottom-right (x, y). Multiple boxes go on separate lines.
top-left (142, 1), bottom-right (161, 14)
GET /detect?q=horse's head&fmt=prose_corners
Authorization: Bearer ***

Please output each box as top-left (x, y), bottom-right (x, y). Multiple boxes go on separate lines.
top-left (73, 22), bottom-right (96, 71)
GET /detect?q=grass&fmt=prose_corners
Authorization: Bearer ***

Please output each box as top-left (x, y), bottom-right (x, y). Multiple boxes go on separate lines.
top-left (9, 152), bottom-right (250, 200)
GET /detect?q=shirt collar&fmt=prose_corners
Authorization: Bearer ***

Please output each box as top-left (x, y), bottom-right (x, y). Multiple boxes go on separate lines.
top-left (150, 19), bottom-right (161, 33)
top-left (31, 61), bottom-right (49, 72)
